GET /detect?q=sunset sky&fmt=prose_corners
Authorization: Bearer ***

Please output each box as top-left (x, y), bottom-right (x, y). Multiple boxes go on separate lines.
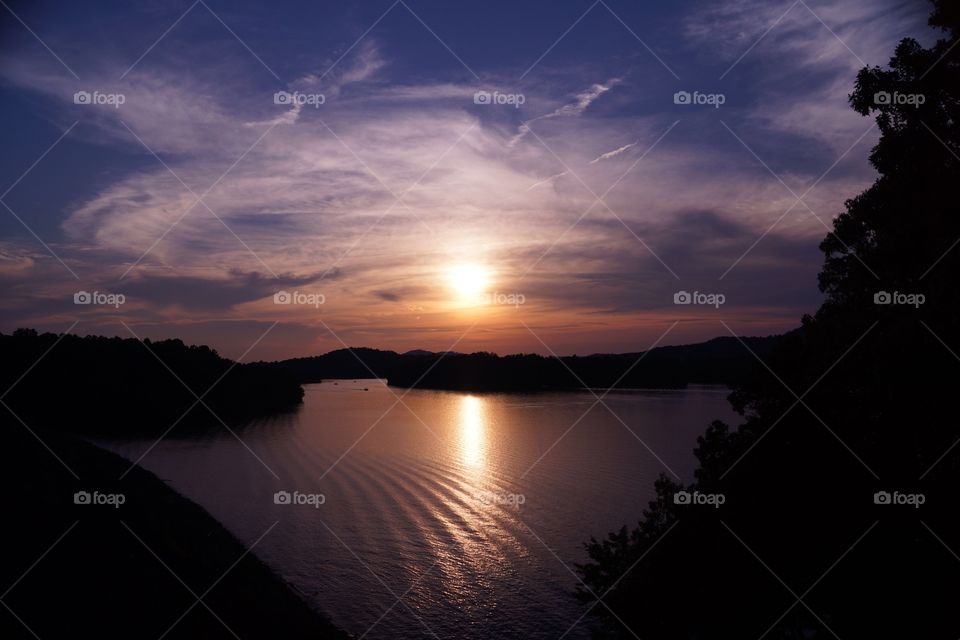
top-left (0, 0), bottom-right (934, 360)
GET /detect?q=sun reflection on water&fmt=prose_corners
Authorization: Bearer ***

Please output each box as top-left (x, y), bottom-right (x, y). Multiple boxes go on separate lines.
top-left (458, 395), bottom-right (487, 470)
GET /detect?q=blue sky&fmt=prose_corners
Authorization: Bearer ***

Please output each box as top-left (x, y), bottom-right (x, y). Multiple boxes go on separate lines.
top-left (0, 0), bottom-right (936, 359)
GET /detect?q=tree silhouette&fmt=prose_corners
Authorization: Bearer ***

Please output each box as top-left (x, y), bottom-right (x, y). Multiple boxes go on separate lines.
top-left (576, 2), bottom-right (960, 637)
top-left (0, 329), bottom-right (303, 436)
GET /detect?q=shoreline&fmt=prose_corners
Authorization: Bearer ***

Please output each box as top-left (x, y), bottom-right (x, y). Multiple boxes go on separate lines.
top-left (0, 424), bottom-right (349, 639)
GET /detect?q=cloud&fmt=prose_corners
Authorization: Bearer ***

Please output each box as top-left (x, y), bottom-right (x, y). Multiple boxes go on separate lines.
top-left (0, 65), bottom-right (862, 338)
top-left (556, 79), bottom-right (623, 117)
top-left (118, 269), bottom-right (328, 311)
top-left (0, 0), bottom-right (921, 356)
top-left (527, 170), bottom-right (568, 190)
top-left (0, 245), bottom-right (37, 277)
top-left (245, 102), bottom-right (302, 127)
top-left (246, 40), bottom-right (388, 127)
top-left (373, 290), bottom-right (400, 302)
top-left (589, 140), bottom-right (638, 164)
top-left (295, 40), bottom-right (387, 97)
top-left (683, 0), bottom-right (931, 150)
top-left (509, 77), bottom-right (623, 146)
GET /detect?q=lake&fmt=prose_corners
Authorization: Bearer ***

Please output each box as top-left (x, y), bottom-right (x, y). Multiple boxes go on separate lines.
top-left (102, 380), bottom-right (737, 639)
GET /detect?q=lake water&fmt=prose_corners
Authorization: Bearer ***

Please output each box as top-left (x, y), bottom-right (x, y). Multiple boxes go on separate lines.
top-left (102, 381), bottom-right (737, 639)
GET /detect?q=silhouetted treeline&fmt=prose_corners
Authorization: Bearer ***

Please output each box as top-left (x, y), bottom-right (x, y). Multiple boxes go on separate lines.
top-left (576, 2), bottom-right (960, 637)
top-left (270, 335), bottom-right (782, 391)
top-left (0, 328), bottom-right (303, 436)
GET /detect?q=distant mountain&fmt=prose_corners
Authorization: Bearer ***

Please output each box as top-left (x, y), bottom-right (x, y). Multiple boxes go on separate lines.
top-left (402, 349), bottom-right (437, 356)
top-left (268, 333), bottom-right (788, 391)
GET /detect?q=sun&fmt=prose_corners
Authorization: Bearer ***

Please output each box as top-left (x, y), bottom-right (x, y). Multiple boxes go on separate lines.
top-left (447, 264), bottom-right (490, 302)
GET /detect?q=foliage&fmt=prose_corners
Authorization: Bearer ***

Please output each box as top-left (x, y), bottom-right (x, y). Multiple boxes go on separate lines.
top-left (576, 3), bottom-right (960, 637)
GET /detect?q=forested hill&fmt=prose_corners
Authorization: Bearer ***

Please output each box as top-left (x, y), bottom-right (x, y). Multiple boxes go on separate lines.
top-left (0, 328), bottom-right (304, 436)
top-left (268, 334), bottom-right (785, 391)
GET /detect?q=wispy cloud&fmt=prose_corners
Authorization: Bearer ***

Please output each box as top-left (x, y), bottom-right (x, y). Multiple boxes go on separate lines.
top-left (297, 40), bottom-right (387, 97)
top-left (684, 0), bottom-right (930, 149)
top-left (509, 77), bottom-right (623, 147)
top-left (0, 0), bottom-right (931, 356)
top-left (589, 140), bottom-right (638, 164)
top-left (527, 170), bottom-right (568, 190)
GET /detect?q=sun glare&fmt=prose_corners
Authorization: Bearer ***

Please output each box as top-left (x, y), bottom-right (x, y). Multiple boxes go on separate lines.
top-left (447, 264), bottom-right (490, 302)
